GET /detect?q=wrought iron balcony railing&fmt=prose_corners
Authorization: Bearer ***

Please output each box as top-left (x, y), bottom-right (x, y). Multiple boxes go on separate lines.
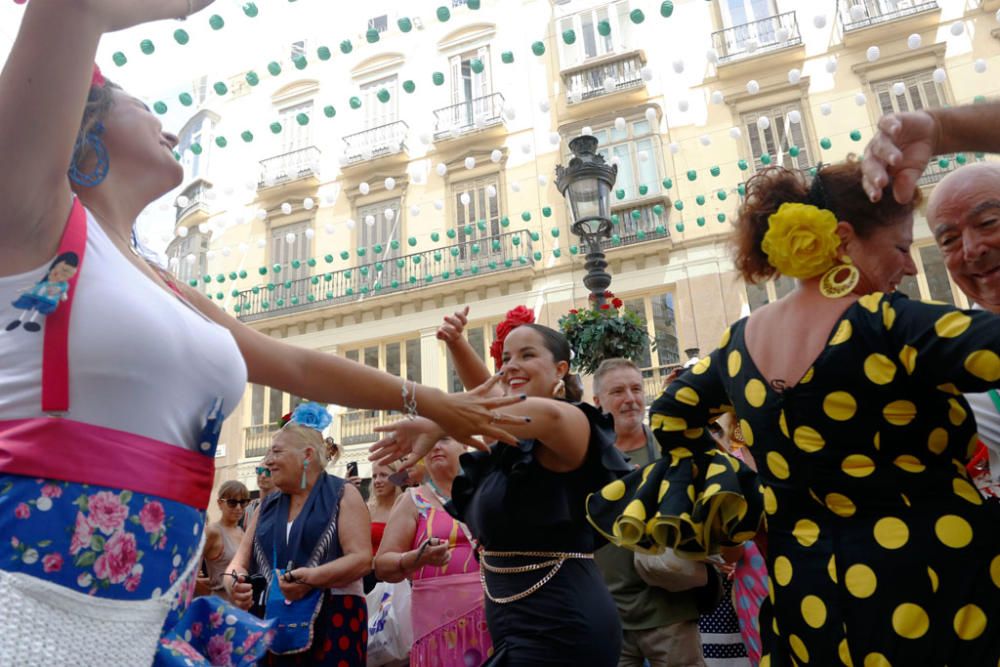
top-left (341, 120), bottom-right (409, 165)
top-left (243, 424), bottom-right (273, 459)
top-left (175, 180), bottom-right (212, 222)
top-left (433, 92), bottom-right (506, 140)
top-left (258, 146), bottom-right (321, 189)
top-left (917, 154), bottom-right (959, 188)
top-left (235, 229), bottom-right (535, 321)
top-left (598, 200), bottom-right (671, 251)
top-left (711, 11), bottom-right (801, 64)
top-left (839, 0), bottom-right (938, 32)
top-left (562, 51), bottom-right (645, 104)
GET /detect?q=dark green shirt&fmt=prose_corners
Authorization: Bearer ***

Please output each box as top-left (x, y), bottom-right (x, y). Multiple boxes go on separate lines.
top-left (593, 428), bottom-right (701, 630)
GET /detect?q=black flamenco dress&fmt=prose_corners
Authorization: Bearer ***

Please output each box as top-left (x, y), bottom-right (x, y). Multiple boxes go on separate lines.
top-left (449, 402), bottom-right (632, 666)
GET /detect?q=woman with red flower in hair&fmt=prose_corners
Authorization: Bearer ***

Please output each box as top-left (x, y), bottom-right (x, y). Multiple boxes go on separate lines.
top-left (372, 306), bottom-right (631, 666)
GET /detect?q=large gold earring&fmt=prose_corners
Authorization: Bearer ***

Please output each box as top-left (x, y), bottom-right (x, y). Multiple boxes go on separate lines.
top-left (552, 379), bottom-right (566, 399)
top-left (819, 256), bottom-right (860, 299)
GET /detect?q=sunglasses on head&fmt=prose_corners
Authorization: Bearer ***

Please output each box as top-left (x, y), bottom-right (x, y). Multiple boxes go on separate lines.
top-left (222, 498), bottom-right (250, 508)
top-left (255, 467), bottom-right (271, 477)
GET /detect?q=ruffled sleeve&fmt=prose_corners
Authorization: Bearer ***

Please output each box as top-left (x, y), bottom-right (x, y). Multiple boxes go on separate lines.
top-left (587, 333), bottom-right (764, 558)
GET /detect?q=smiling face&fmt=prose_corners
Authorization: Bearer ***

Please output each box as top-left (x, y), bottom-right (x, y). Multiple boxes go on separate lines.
top-left (263, 431), bottom-right (313, 493)
top-left (371, 463), bottom-right (397, 499)
top-left (928, 166), bottom-right (1000, 311)
top-left (500, 326), bottom-right (569, 399)
top-left (595, 366), bottom-right (646, 435)
top-left (841, 216), bottom-right (917, 294)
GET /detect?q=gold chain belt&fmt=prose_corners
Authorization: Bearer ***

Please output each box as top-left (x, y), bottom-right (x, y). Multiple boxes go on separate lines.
top-left (478, 550), bottom-right (594, 605)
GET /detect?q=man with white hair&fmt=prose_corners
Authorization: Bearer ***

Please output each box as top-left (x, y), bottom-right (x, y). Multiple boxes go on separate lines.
top-left (863, 105), bottom-right (1000, 490)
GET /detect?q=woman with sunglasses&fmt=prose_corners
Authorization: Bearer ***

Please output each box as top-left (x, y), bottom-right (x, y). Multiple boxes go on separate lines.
top-left (198, 480), bottom-right (250, 602)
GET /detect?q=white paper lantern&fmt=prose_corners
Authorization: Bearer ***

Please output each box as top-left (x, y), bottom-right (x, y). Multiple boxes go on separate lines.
top-left (582, 126), bottom-right (593, 135)
top-left (825, 58), bottom-right (838, 74)
top-left (820, 103), bottom-right (832, 116)
top-left (788, 110), bottom-right (801, 124)
top-left (244, 179), bottom-right (257, 192)
top-left (669, 142), bottom-right (680, 154)
top-left (775, 27), bottom-right (790, 42)
top-left (280, 202), bottom-right (292, 215)
top-left (711, 91), bottom-right (725, 104)
top-left (436, 163), bottom-right (448, 176)
top-left (184, 253), bottom-right (195, 264)
top-left (745, 39), bottom-right (759, 54)
top-left (570, 90), bottom-right (583, 104)
top-left (285, 232), bottom-right (296, 244)
top-left (757, 116), bottom-right (770, 131)
top-left (384, 177), bottom-right (396, 191)
top-left (706, 49), bottom-right (719, 65)
top-left (639, 150), bottom-right (650, 162)
top-left (603, 77), bottom-right (616, 93)
top-left (411, 171), bottom-right (425, 185)
top-left (892, 82), bottom-right (906, 96)
top-left (303, 197), bottom-right (315, 210)
top-left (520, 142), bottom-right (532, 154)
top-left (855, 93), bottom-right (867, 106)
top-left (486, 185), bottom-right (497, 198)
top-left (950, 21), bottom-right (964, 36)
top-left (814, 14), bottom-right (827, 29)
top-left (677, 99), bottom-right (689, 112)
top-left (198, 223), bottom-right (209, 234)
top-left (866, 46), bottom-right (880, 63)
top-left (849, 4), bottom-right (866, 21)
top-left (614, 117), bottom-right (627, 132)
top-left (434, 199), bottom-right (445, 210)
top-left (609, 155), bottom-right (622, 167)
top-left (511, 181), bottom-right (521, 192)
top-left (238, 242), bottom-right (249, 253)
top-left (502, 105), bottom-right (516, 121)
top-left (640, 66), bottom-right (654, 82)
top-left (548, 131), bottom-right (561, 145)
top-left (221, 246), bottom-right (232, 256)
top-left (729, 127), bottom-right (742, 139)
top-left (788, 68), bottom-right (802, 85)
top-left (490, 149), bottom-right (503, 163)
top-left (672, 59), bottom-right (684, 74)
top-left (644, 108), bottom-right (658, 124)
top-left (746, 79), bottom-right (760, 95)
top-left (539, 99), bottom-right (551, 113)
top-left (324, 224), bottom-right (335, 235)
top-left (323, 192), bottom-right (337, 206)
top-left (907, 34), bottom-right (922, 50)
top-left (359, 182), bottom-right (370, 195)
top-left (464, 156), bottom-right (476, 170)
top-left (698, 135), bottom-right (711, 146)
top-left (537, 175), bottom-right (548, 186)
top-left (384, 208), bottom-right (395, 221)
top-left (410, 205), bottom-right (420, 217)
top-left (460, 192), bottom-right (471, 206)
top-left (345, 219), bottom-right (356, 230)
top-left (364, 215), bottom-right (375, 226)
top-left (206, 250), bottom-right (216, 261)
top-left (256, 208), bottom-right (268, 221)
top-left (976, 58), bottom-right (988, 73)
top-left (176, 195), bottom-right (189, 207)
top-left (256, 238), bottom-right (266, 248)
top-left (177, 226), bottom-right (189, 238)
top-left (304, 228), bottom-right (315, 239)
top-left (933, 67), bottom-right (947, 84)
top-left (168, 257), bottom-right (180, 269)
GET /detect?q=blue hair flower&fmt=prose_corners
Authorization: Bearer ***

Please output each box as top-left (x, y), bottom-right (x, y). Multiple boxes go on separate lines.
top-left (290, 402), bottom-right (332, 432)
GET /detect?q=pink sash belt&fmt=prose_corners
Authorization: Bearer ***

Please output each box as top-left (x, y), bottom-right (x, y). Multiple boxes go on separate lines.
top-left (0, 418), bottom-right (213, 509)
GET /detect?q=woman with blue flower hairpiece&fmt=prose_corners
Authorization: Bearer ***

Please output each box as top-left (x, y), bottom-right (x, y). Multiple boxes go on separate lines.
top-left (587, 159), bottom-right (1000, 665)
top-left (226, 402), bottom-right (371, 666)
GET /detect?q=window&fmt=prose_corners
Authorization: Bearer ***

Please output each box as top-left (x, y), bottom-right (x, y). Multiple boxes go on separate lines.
top-left (178, 115), bottom-right (215, 181)
top-left (406, 339), bottom-right (422, 383)
top-left (721, 0), bottom-right (777, 28)
top-left (268, 387), bottom-right (284, 425)
top-left (368, 15), bottom-right (388, 33)
top-left (591, 117), bottom-right (662, 202)
top-left (557, 1), bottom-right (631, 67)
top-left (447, 323), bottom-right (493, 392)
top-left (358, 199), bottom-right (403, 286)
top-left (278, 101), bottom-right (314, 154)
top-left (453, 175), bottom-right (503, 260)
top-left (918, 245), bottom-right (956, 305)
top-left (746, 275), bottom-right (797, 311)
top-left (624, 298), bottom-right (653, 368)
top-left (290, 40), bottom-right (306, 61)
top-left (343, 337), bottom-right (423, 382)
top-left (270, 220), bottom-right (312, 282)
top-left (166, 230), bottom-right (209, 285)
top-left (452, 0), bottom-right (468, 6)
top-left (446, 47), bottom-right (492, 129)
top-left (872, 71), bottom-right (943, 116)
top-left (361, 75), bottom-right (399, 130)
top-left (650, 292), bottom-right (681, 366)
top-left (250, 384), bottom-right (265, 425)
top-left (741, 102), bottom-right (812, 172)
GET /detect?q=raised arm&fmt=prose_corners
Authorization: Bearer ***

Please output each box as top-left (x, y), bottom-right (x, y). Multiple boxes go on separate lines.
top-left (0, 1), bottom-right (208, 270)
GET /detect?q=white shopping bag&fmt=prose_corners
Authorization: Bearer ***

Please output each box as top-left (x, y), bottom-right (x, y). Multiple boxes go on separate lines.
top-left (366, 580), bottom-right (413, 666)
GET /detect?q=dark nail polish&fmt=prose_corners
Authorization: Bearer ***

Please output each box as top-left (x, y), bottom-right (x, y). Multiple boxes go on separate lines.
top-left (519, 394), bottom-right (527, 400)
top-left (525, 417), bottom-right (532, 422)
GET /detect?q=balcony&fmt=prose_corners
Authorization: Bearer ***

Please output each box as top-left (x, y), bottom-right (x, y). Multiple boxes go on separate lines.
top-left (839, 0), bottom-right (939, 33)
top-left (917, 154), bottom-right (958, 188)
top-left (433, 92), bottom-right (506, 141)
top-left (561, 50), bottom-right (646, 105)
top-left (175, 179), bottom-right (212, 223)
top-left (600, 199), bottom-right (671, 251)
top-left (641, 364), bottom-right (681, 405)
top-left (235, 228), bottom-right (535, 321)
top-left (243, 424), bottom-right (272, 459)
top-left (711, 11), bottom-right (801, 65)
top-left (339, 409), bottom-right (395, 446)
top-left (341, 121), bottom-right (409, 166)
top-left (258, 146), bottom-right (321, 189)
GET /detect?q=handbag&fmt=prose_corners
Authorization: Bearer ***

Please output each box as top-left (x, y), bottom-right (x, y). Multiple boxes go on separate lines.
top-left (365, 580), bottom-right (413, 666)
top-left (265, 571), bottom-right (324, 655)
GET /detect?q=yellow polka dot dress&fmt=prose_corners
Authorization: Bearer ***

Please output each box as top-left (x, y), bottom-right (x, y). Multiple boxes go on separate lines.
top-left (587, 293), bottom-right (1000, 665)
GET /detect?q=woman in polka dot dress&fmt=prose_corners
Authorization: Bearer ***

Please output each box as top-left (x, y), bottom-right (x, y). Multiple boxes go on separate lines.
top-left (588, 161), bottom-right (1000, 665)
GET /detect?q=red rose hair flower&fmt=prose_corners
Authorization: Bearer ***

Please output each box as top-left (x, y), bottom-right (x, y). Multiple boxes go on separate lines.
top-left (489, 305), bottom-right (535, 371)
top-left (91, 64), bottom-right (106, 89)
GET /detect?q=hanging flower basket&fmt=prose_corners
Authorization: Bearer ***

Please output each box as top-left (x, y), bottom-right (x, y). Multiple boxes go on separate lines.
top-left (558, 291), bottom-right (655, 376)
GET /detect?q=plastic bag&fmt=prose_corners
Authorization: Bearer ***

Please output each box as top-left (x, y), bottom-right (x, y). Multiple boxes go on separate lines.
top-left (366, 580), bottom-right (412, 666)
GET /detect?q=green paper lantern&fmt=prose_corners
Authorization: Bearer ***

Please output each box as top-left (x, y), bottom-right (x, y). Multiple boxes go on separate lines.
top-left (938, 157), bottom-right (951, 169)
top-left (455, 268), bottom-right (463, 276)
top-left (512, 236), bottom-right (521, 246)
top-left (611, 234), bottom-right (621, 245)
top-left (653, 204), bottom-right (664, 216)
top-left (569, 245), bottom-right (579, 255)
top-left (261, 300), bottom-right (269, 309)
top-left (275, 298), bottom-right (284, 307)
top-left (349, 97), bottom-right (362, 109)
top-left (488, 260), bottom-right (498, 269)
top-left (360, 266), bottom-right (369, 276)
top-left (710, 166), bottom-right (721, 177)
top-left (532, 41), bottom-right (546, 56)
top-left (655, 225), bottom-right (666, 234)
top-left (662, 177), bottom-right (673, 189)
top-left (674, 200), bottom-right (684, 211)
top-left (501, 51), bottom-right (514, 64)
top-left (373, 244), bottom-right (384, 254)
top-left (542, 207), bottom-right (553, 218)
top-left (504, 259), bottom-right (514, 268)
top-left (500, 216), bottom-right (510, 227)
top-left (471, 243), bottom-right (481, 254)
top-left (956, 153), bottom-right (968, 165)
top-left (562, 30), bottom-right (576, 45)
top-left (208, 14), bottom-right (224, 30)
top-left (820, 137), bottom-right (832, 150)
top-left (267, 61), bottom-right (281, 76)
top-left (340, 40), bottom-right (353, 54)
top-left (324, 254), bottom-right (334, 264)
top-left (377, 88), bottom-right (390, 103)
top-left (398, 17), bottom-right (413, 32)
top-left (307, 258), bottom-right (316, 267)
top-left (188, 279), bottom-right (198, 287)
top-left (788, 145), bottom-right (800, 158)
top-left (290, 296), bottom-right (299, 305)
top-left (718, 190), bottom-right (728, 201)
top-left (686, 170), bottom-right (697, 181)
top-left (639, 184), bottom-right (649, 195)
top-left (173, 150), bottom-right (181, 161)
top-left (324, 105), bottom-right (336, 118)
top-left (251, 285), bottom-right (259, 294)
top-left (629, 9), bottom-right (645, 24)
top-left (850, 129), bottom-right (862, 142)
top-left (661, 1), bottom-right (674, 18)
top-left (553, 248), bottom-right (562, 258)
top-left (631, 209), bottom-right (642, 221)
top-left (346, 288), bottom-right (354, 295)
top-left (266, 284), bottom-right (275, 291)
top-left (140, 39), bottom-right (155, 55)
top-left (179, 92), bottom-right (193, 106)
top-left (522, 211), bottom-right (532, 222)
top-left (231, 288), bottom-right (239, 296)
top-left (450, 247), bottom-right (460, 256)
top-left (269, 121), bottom-right (282, 134)
top-left (153, 101), bottom-right (167, 115)
top-left (317, 46), bottom-right (331, 61)
top-left (738, 184), bottom-right (746, 196)
top-left (390, 281), bottom-right (399, 289)
top-left (760, 154), bottom-right (772, 166)
top-left (325, 290), bottom-right (335, 299)
top-left (174, 29), bottom-right (190, 45)
top-left (468, 0), bottom-right (481, 8)
top-left (190, 143), bottom-right (202, 155)
top-left (470, 59), bottom-right (484, 74)
top-left (366, 28), bottom-right (380, 44)
top-left (974, 95), bottom-right (987, 104)
top-left (636, 231), bottom-right (646, 241)
top-left (241, 130), bottom-right (254, 143)
top-left (611, 213), bottom-right (620, 225)
top-left (344, 270), bottom-right (352, 279)
top-left (390, 240), bottom-right (400, 250)
top-left (213, 82), bottom-right (228, 96)
top-left (530, 231), bottom-right (540, 242)
top-left (447, 229), bottom-right (457, 239)
top-left (412, 255), bottom-right (421, 264)
top-left (696, 195), bottom-right (706, 206)
top-left (598, 19), bottom-right (611, 36)
top-left (113, 52), bottom-right (127, 67)
top-left (243, 3), bottom-right (259, 17)
top-left (550, 227), bottom-right (559, 237)
top-left (340, 251), bottom-right (350, 260)
top-left (239, 270), bottom-right (247, 279)
top-left (293, 55), bottom-right (307, 70)
top-left (442, 271), bottom-right (451, 279)
top-left (697, 217), bottom-right (706, 227)
top-left (272, 264), bottom-right (282, 274)
top-left (718, 213), bottom-right (727, 222)
top-left (396, 259), bottom-right (405, 268)
top-left (475, 220), bottom-right (485, 232)
top-left (437, 6), bottom-right (451, 21)
top-left (307, 294), bottom-right (316, 302)
top-left (433, 252), bottom-right (442, 262)
top-left (492, 239), bottom-right (502, 251)
top-left (403, 80), bottom-right (415, 94)
top-left (430, 232), bottom-right (440, 242)
top-left (258, 267), bottom-right (268, 277)
top-left (533, 251), bottom-right (543, 261)
top-left (408, 236), bottom-right (417, 247)
top-left (675, 223), bottom-right (685, 233)
top-left (357, 248), bottom-right (367, 257)
top-left (616, 188), bottom-right (626, 200)
top-left (738, 159), bottom-right (749, 171)
top-left (246, 71), bottom-right (260, 86)
top-left (432, 72), bottom-right (445, 86)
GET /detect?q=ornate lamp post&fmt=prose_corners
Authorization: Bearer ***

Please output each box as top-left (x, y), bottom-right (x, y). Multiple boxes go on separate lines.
top-left (556, 135), bottom-right (618, 307)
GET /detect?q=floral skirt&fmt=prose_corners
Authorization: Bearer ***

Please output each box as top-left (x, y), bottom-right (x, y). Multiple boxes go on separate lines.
top-left (263, 592), bottom-right (367, 666)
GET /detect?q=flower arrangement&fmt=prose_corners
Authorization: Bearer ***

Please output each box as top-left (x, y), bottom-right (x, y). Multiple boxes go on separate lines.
top-left (489, 305), bottom-right (536, 370)
top-left (761, 202), bottom-right (840, 279)
top-left (558, 291), bottom-right (654, 376)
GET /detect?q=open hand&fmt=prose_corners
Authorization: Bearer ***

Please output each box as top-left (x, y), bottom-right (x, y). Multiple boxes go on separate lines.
top-left (369, 417), bottom-right (445, 467)
top-left (862, 110), bottom-right (939, 204)
top-left (428, 373), bottom-right (528, 447)
top-left (436, 306), bottom-right (470, 343)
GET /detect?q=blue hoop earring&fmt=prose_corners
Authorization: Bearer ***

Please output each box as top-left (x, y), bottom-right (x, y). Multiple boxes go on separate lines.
top-left (68, 122), bottom-right (109, 188)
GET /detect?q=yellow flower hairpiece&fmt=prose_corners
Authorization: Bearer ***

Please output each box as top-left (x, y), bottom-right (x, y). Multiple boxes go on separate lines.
top-left (761, 202), bottom-right (840, 279)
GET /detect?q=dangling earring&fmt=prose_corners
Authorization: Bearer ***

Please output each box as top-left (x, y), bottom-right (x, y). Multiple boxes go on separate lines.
top-left (68, 122), bottom-right (110, 188)
top-left (300, 457), bottom-right (309, 490)
top-left (551, 379), bottom-right (566, 399)
top-left (819, 256), bottom-right (860, 299)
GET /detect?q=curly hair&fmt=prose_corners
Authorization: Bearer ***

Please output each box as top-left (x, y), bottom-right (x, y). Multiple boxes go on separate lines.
top-left (732, 158), bottom-right (922, 284)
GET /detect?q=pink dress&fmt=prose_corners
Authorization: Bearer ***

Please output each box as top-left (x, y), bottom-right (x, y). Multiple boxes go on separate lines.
top-left (408, 488), bottom-right (492, 666)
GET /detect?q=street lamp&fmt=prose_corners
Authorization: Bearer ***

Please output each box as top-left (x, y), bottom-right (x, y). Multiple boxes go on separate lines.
top-left (555, 135), bottom-right (618, 307)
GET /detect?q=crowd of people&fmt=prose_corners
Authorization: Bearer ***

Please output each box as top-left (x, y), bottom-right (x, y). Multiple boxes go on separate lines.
top-left (4, 1), bottom-right (1000, 665)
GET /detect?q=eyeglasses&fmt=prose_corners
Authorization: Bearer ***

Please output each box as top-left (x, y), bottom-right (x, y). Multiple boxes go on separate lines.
top-left (222, 498), bottom-right (251, 508)
top-left (255, 467), bottom-right (271, 477)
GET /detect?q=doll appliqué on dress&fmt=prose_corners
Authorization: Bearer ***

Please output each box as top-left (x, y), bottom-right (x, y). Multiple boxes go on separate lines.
top-left (5, 252), bottom-right (79, 333)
